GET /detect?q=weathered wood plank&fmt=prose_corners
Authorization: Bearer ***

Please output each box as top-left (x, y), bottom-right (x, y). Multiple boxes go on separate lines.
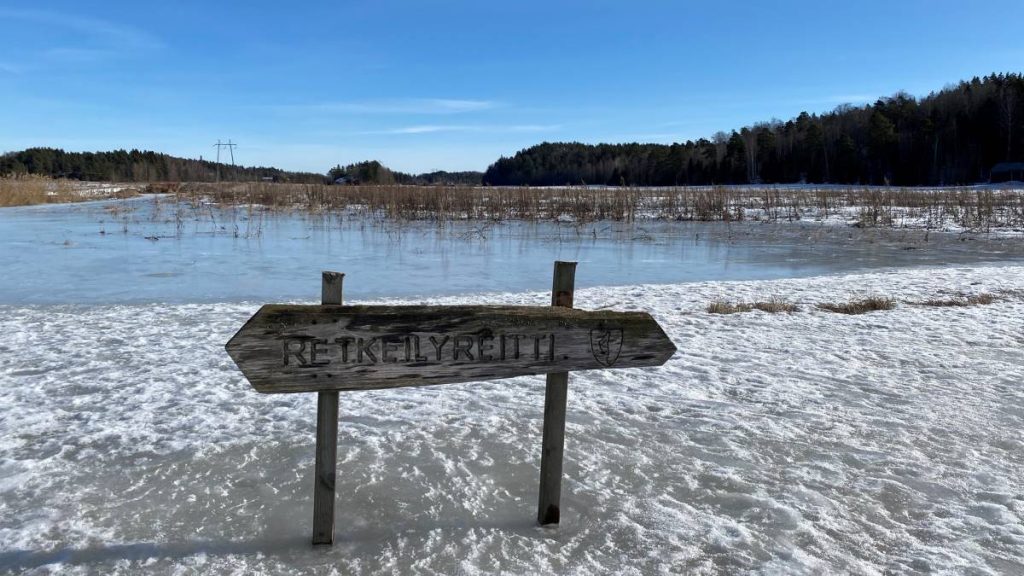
top-left (538, 261), bottom-right (575, 525)
top-left (312, 271), bottom-right (343, 545)
top-left (538, 372), bottom-right (568, 524)
top-left (225, 304), bottom-right (676, 393)
top-left (311, 389), bottom-right (338, 545)
top-left (321, 271), bottom-right (344, 306)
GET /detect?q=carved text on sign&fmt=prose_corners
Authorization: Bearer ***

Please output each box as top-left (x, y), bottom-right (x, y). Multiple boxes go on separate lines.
top-left (589, 328), bottom-right (623, 367)
top-left (282, 332), bottom-right (558, 366)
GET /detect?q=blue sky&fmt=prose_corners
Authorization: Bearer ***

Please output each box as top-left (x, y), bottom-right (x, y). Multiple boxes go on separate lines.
top-left (2, 1), bottom-right (1022, 174)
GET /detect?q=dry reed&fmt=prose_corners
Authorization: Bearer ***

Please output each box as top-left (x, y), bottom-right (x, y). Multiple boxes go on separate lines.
top-left (916, 293), bottom-right (997, 307)
top-left (707, 297), bottom-right (798, 314)
top-left (752, 298), bottom-right (800, 313)
top-left (170, 182), bottom-right (1024, 231)
top-left (0, 176), bottom-right (138, 207)
top-left (707, 301), bottom-right (753, 314)
top-left (817, 297), bottom-right (896, 314)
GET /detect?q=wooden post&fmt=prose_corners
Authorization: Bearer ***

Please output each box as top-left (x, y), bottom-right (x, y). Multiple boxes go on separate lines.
top-left (312, 271), bottom-right (343, 545)
top-left (538, 260), bottom-right (576, 525)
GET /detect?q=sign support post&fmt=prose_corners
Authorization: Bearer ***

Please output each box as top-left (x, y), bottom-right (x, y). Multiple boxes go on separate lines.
top-left (538, 261), bottom-right (576, 525)
top-left (312, 271), bottom-right (343, 545)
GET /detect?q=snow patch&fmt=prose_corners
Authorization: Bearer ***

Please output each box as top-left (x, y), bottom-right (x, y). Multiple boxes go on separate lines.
top-left (0, 266), bottom-right (1023, 573)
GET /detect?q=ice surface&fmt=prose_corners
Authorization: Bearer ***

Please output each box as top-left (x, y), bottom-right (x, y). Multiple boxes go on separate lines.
top-left (1, 266), bottom-right (1022, 574)
top-left (3, 197), bottom-right (1024, 305)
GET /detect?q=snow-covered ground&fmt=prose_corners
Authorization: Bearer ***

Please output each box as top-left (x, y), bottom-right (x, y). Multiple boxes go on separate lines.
top-left (40, 181), bottom-right (139, 200)
top-left (740, 204), bottom-right (1024, 236)
top-left (1, 265), bottom-right (1023, 574)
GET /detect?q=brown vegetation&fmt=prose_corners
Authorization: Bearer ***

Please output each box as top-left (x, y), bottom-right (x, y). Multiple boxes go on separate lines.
top-left (0, 176), bottom-right (138, 207)
top-left (171, 182), bottom-right (1024, 231)
top-left (817, 297), bottom-right (896, 314)
top-left (711, 292), bottom-right (1006, 315)
top-left (752, 298), bottom-right (800, 313)
top-left (6, 177), bottom-right (1022, 233)
top-left (916, 293), bottom-right (997, 307)
top-left (707, 301), bottom-right (753, 314)
top-left (707, 297), bottom-right (799, 314)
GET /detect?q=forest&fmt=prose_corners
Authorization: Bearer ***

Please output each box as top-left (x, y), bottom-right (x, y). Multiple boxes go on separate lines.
top-left (0, 149), bottom-right (484, 186)
top-left (0, 148), bottom-right (327, 183)
top-left (327, 161), bottom-right (483, 185)
top-left (483, 73), bottom-right (1024, 186)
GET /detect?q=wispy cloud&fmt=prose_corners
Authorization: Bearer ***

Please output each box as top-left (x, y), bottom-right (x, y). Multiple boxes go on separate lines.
top-left (270, 98), bottom-right (499, 115)
top-left (364, 124), bottom-right (561, 135)
top-left (0, 9), bottom-right (163, 58)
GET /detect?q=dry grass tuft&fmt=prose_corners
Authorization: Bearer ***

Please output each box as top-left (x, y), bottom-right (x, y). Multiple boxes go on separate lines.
top-left (817, 296), bottom-right (896, 314)
top-left (708, 297), bottom-right (798, 314)
top-left (707, 301), bottom-right (753, 314)
top-left (917, 293), bottom-right (997, 307)
top-left (752, 297), bottom-right (800, 313)
top-left (967, 293), bottom-right (996, 305)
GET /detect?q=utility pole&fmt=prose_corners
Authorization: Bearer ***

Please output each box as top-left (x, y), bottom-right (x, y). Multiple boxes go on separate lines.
top-left (213, 139), bottom-right (238, 183)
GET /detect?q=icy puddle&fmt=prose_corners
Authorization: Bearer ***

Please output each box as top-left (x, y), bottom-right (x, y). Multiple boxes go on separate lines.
top-left (1, 265), bottom-right (1022, 574)
top-left (2, 196), bottom-right (1024, 304)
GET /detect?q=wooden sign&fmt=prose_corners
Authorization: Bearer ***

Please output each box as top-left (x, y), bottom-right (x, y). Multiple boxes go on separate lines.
top-left (226, 304), bottom-right (676, 393)
top-left (225, 264), bottom-right (678, 546)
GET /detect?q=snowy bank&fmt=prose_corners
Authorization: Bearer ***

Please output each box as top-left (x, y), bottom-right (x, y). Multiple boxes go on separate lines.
top-left (1, 265), bottom-right (1023, 574)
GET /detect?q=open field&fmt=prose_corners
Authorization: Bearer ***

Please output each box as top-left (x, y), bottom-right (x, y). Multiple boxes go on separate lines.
top-left (173, 181), bottom-right (1024, 233)
top-left (1, 265), bottom-right (1021, 574)
top-left (0, 177), bottom-right (139, 207)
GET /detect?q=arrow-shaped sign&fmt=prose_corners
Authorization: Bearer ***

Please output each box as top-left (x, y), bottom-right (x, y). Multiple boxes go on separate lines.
top-left (226, 304), bottom-right (676, 393)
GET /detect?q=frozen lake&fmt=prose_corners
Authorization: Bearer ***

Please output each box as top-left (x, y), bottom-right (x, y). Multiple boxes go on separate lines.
top-left (1, 196), bottom-right (1023, 304)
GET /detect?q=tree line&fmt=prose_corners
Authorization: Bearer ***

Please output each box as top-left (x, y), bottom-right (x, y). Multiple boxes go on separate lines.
top-left (328, 161), bottom-right (482, 185)
top-left (483, 73), bottom-right (1024, 186)
top-left (0, 148), bottom-right (326, 183)
top-left (0, 149), bottom-right (484, 186)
